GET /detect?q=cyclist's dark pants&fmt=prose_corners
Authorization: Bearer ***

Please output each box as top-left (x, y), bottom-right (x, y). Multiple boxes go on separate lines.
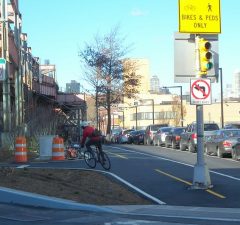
top-left (85, 139), bottom-right (104, 158)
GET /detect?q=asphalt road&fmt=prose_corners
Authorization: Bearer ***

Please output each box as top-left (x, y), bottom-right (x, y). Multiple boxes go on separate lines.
top-left (105, 144), bottom-right (240, 208)
top-left (21, 143), bottom-right (240, 208)
top-left (1, 143), bottom-right (240, 224)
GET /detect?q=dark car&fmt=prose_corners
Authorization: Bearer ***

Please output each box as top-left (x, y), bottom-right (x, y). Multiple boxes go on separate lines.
top-left (144, 124), bottom-right (169, 145)
top-left (165, 127), bottom-right (186, 149)
top-left (127, 130), bottom-right (138, 144)
top-left (224, 122), bottom-right (240, 129)
top-left (180, 122), bottom-right (220, 152)
top-left (232, 140), bottom-right (240, 160)
top-left (132, 129), bottom-right (145, 145)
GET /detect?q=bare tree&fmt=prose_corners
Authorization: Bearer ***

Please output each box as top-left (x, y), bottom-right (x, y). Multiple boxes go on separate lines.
top-left (171, 96), bottom-right (187, 126)
top-left (79, 26), bottom-right (141, 134)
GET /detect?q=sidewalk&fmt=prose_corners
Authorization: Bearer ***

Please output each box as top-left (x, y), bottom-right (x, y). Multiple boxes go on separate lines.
top-left (0, 185), bottom-right (240, 223)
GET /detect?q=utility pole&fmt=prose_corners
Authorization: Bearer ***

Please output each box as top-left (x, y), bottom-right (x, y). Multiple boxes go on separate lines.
top-left (152, 99), bottom-right (155, 125)
top-left (1, 0), bottom-right (11, 145)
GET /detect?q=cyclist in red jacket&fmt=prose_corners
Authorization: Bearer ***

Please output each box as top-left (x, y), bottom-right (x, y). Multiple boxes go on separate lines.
top-left (80, 121), bottom-right (104, 159)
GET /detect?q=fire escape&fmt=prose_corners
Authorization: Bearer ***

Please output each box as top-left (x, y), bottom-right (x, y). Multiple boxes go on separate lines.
top-left (0, 0), bottom-right (86, 147)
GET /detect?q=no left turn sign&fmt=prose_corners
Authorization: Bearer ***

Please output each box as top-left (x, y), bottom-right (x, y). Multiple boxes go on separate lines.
top-left (190, 78), bottom-right (211, 105)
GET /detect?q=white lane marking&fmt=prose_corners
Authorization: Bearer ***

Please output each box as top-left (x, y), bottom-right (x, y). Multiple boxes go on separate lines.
top-left (16, 165), bottom-right (30, 168)
top-left (106, 171), bottom-right (166, 205)
top-left (110, 146), bottom-right (240, 182)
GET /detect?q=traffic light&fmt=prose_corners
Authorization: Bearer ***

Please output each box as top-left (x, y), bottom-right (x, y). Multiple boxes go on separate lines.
top-left (198, 38), bottom-right (213, 75)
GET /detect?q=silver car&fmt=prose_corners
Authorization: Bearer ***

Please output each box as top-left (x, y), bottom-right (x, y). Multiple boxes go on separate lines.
top-left (153, 127), bottom-right (173, 146)
top-left (204, 129), bottom-right (240, 158)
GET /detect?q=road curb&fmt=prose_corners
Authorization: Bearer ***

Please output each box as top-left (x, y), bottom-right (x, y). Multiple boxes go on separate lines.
top-left (0, 186), bottom-right (115, 212)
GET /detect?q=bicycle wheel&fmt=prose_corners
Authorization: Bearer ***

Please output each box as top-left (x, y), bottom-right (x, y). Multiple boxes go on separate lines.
top-left (84, 150), bottom-right (96, 168)
top-left (77, 148), bottom-right (84, 159)
top-left (65, 150), bottom-right (71, 160)
top-left (99, 152), bottom-right (111, 170)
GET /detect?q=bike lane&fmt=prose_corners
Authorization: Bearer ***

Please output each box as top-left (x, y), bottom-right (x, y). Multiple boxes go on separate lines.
top-left (105, 145), bottom-right (240, 208)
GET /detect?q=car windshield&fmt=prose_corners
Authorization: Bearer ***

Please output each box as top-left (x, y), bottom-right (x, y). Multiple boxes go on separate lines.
top-left (151, 125), bottom-right (167, 131)
top-left (204, 124), bottom-right (219, 131)
top-left (222, 130), bottom-right (240, 138)
top-left (123, 129), bottom-right (134, 135)
top-left (161, 127), bottom-right (172, 132)
top-left (174, 128), bottom-right (185, 135)
top-left (112, 128), bottom-right (122, 134)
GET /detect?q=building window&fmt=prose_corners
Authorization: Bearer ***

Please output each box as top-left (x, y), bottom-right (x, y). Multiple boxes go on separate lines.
top-left (130, 111), bottom-right (176, 121)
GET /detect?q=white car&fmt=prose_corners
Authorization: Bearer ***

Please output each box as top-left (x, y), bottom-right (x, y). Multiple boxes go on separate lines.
top-left (153, 127), bottom-right (173, 146)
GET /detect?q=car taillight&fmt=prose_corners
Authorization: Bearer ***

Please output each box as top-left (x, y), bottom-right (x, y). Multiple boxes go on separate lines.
top-left (191, 133), bottom-right (197, 139)
top-left (223, 141), bottom-right (232, 147)
top-left (175, 135), bottom-right (181, 141)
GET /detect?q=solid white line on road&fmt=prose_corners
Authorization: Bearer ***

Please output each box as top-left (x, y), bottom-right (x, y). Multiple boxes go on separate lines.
top-left (108, 152), bottom-right (128, 159)
top-left (110, 146), bottom-right (240, 182)
top-left (16, 165), bottom-right (30, 168)
top-left (105, 171), bottom-right (166, 205)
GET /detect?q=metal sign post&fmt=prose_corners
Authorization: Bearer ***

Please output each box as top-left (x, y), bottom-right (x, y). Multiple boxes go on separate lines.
top-left (177, 0), bottom-right (221, 190)
top-left (191, 35), bottom-right (212, 189)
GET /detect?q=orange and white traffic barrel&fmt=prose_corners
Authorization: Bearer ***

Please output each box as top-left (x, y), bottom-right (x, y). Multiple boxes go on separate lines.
top-left (15, 136), bottom-right (27, 163)
top-left (52, 136), bottom-right (65, 160)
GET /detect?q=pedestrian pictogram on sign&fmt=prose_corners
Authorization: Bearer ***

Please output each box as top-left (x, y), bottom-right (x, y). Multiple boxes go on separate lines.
top-left (190, 78), bottom-right (211, 105)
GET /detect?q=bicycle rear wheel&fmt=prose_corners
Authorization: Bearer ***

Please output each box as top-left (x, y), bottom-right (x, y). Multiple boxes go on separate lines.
top-left (99, 152), bottom-right (111, 170)
top-left (84, 151), bottom-right (96, 168)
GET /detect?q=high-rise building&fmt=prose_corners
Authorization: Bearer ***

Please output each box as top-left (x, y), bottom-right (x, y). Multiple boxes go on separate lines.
top-left (233, 69), bottom-right (240, 98)
top-left (66, 80), bottom-right (80, 93)
top-left (134, 58), bottom-right (150, 94)
top-left (150, 75), bottom-right (160, 93)
top-left (225, 84), bottom-right (234, 99)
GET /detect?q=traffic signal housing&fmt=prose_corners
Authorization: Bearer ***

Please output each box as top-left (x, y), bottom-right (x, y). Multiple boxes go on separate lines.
top-left (198, 38), bottom-right (213, 75)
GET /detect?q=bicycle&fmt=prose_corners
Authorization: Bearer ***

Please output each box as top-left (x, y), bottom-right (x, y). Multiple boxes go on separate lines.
top-left (83, 145), bottom-right (111, 170)
top-left (65, 142), bottom-right (84, 160)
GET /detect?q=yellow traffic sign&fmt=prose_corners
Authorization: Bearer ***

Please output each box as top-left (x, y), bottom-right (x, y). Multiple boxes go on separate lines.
top-left (179, 0), bottom-right (221, 34)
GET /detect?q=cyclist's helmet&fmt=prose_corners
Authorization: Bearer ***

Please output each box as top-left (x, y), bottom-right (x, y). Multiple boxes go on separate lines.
top-left (81, 121), bottom-right (88, 129)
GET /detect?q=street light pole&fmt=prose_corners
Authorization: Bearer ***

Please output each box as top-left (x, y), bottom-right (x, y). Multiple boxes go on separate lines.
top-left (219, 68), bottom-right (224, 128)
top-left (152, 99), bottom-right (155, 124)
top-left (180, 86), bottom-right (183, 127)
top-left (163, 86), bottom-right (183, 127)
top-left (122, 110), bottom-right (125, 129)
top-left (135, 106), bottom-right (138, 130)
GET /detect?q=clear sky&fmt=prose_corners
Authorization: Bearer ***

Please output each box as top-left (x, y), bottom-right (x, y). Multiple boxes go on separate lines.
top-left (19, 0), bottom-right (240, 97)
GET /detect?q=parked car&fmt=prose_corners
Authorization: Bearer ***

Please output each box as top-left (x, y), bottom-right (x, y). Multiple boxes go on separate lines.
top-left (110, 127), bottom-right (122, 143)
top-left (132, 129), bottom-right (145, 145)
top-left (127, 130), bottom-right (138, 144)
top-left (153, 127), bottom-right (173, 146)
top-left (165, 127), bottom-right (186, 149)
top-left (224, 122), bottom-right (240, 129)
top-left (144, 124), bottom-right (169, 145)
top-left (179, 122), bottom-right (220, 152)
top-left (118, 129), bottom-right (135, 144)
top-left (204, 129), bottom-right (240, 157)
top-left (232, 141), bottom-right (240, 160)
